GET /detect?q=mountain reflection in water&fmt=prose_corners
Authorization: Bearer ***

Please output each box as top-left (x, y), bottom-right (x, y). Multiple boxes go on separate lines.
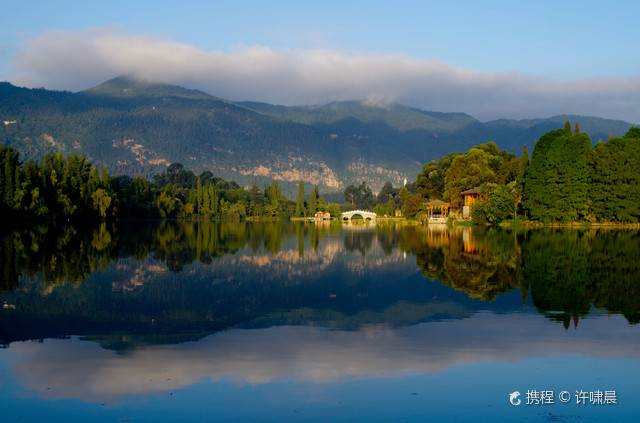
top-left (1, 222), bottom-right (640, 411)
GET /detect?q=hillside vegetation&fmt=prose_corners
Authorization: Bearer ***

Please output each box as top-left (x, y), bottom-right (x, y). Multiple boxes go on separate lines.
top-left (1, 76), bottom-right (635, 194)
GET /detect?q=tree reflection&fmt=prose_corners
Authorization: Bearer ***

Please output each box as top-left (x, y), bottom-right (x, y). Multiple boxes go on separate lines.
top-left (1, 221), bottom-right (640, 348)
top-left (589, 231), bottom-right (640, 323)
top-left (523, 230), bottom-right (591, 328)
top-left (153, 221), bottom-right (248, 270)
top-left (409, 226), bottom-right (640, 326)
top-left (407, 226), bottom-right (524, 301)
top-left (343, 228), bottom-right (375, 256)
top-left (0, 224), bottom-right (118, 290)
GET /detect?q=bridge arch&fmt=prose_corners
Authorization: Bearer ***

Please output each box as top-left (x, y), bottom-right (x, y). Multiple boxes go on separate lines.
top-left (340, 210), bottom-right (377, 221)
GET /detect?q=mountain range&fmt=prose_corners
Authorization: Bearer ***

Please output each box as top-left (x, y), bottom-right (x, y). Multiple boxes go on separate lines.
top-left (1, 76), bottom-right (635, 193)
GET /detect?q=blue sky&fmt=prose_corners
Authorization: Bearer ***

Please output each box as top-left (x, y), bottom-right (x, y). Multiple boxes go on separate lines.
top-left (1, 0), bottom-right (640, 120)
top-left (3, 0), bottom-right (640, 79)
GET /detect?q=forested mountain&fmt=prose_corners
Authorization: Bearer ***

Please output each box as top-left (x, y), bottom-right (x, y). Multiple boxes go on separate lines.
top-left (237, 100), bottom-right (477, 132)
top-left (1, 76), bottom-right (635, 193)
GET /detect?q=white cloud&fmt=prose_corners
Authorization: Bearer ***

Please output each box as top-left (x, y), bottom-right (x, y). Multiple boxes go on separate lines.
top-left (8, 28), bottom-right (640, 122)
top-left (8, 313), bottom-right (639, 401)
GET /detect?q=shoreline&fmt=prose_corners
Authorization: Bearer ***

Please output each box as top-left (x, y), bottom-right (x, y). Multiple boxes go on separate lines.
top-left (497, 220), bottom-right (640, 229)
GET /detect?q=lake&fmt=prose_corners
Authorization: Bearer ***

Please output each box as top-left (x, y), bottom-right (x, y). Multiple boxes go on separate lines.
top-left (1, 221), bottom-right (639, 422)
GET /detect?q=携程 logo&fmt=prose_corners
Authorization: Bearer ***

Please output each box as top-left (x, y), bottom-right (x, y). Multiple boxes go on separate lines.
top-left (509, 391), bottom-right (521, 406)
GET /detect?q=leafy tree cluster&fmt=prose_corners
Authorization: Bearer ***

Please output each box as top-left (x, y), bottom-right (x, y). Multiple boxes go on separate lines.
top-left (406, 122), bottom-right (640, 225)
top-left (589, 129), bottom-right (640, 222)
top-left (471, 183), bottom-right (518, 224)
top-left (401, 141), bottom-right (523, 220)
top-left (524, 124), bottom-right (640, 222)
top-left (116, 163), bottom-right (344, 220)
top-left (0, 146), bottom-right (113, 221)
top-left (341, 180), bottom-right (403, 217)
top-left (414, 153), bottom-right (457, 200)
top-left (523, 123), bottom-right (592, 221)
top-left (289, 181), bottom-right (341, 218)
top-left (398, 184), bottom-right (422, 218)
top-left (0, 146), bottom-right (320, 222)
top-left (374, 181), bottom-right (403, 216)
top-left (443, 142), bottom-right (520, 209)
top-left (344, 182), bottom-right (376, 210)
top-left (132, 163), bottom-right (293, 220)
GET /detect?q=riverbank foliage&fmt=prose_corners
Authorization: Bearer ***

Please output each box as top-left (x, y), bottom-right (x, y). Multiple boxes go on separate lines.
top-left (0, 146), bottom-right (112, 221)
top-left (524, 124), bottom-right (640, 223)
top-left (0, 148), bottom-right (341, 222)
top-left (2, 122), bottom-right (638, 225)
top-left (400, 141), bottom-right (527, 221)
top-left (406, 123), bottom-right (640, 224)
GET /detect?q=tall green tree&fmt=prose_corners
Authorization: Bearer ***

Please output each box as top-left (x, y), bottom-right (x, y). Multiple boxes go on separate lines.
top-left (264, 182), bottom-right (282, 216)
top-left (590, 129), bottom-right (640, 221)
top-left (1, 146), bottom-right (20, 211)
top-left (92, 188), bottom-right (112, 218)
top-left (343, 182), bottom-right (375, 210)
top-left (444, 148), bottom-right (496, 208)
top-left (472, 182), bottom-right (517, 224)
top-left (295, 181), bottom-right (305, 217)
top-left (248, 183), bottom-right (263, 216)
top-left (208, 184), bottom-right (219, 217)
top-left (377, 181), bottom-right (398, 204)
top-left (196, 177), bottom-right (203, 214)
top-left (514, 145), bottom-right (529, 216)
top-left (523, 126), bottom-right (592, 222)
top-left (415, 154), bottom-right (457, 200)
top-left (399, 186), bottom-right (422, 217)
top-left (308, 185), bottom-right (320, 214)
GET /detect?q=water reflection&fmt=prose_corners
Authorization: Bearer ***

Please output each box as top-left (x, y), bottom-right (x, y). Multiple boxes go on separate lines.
top-left (405, 226), bottom-right (524, 301)
top-left (2, 222), bottom-right (640, 348)
top-left (8, 313), bottom-right (639, 402)
top-left (2, 222), bottom-right (640, 421)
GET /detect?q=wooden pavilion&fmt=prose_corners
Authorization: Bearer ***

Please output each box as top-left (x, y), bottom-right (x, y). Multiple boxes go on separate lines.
top-left (425, 199), bottom-right (450, 223)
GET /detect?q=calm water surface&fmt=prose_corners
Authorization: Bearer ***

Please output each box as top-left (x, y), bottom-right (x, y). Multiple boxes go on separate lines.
top-left (1, 221), bottom-right (639, 422)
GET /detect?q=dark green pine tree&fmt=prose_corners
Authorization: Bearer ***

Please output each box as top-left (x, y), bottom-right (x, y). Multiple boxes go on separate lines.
top-left (515, 145), bottom-right (529, 215)
top-left (264, 182), bottom-right (282, 216)
top-left (295, 181), bottom-right (305, 217)
top-left (248, 183), bottom-right (263, 216)
top-left (196, 177), bottom-right (203, 214)
top-left (2, 146), bottom-right (19, 210)
top-left (201, 184), bottom-right (211, 216)
top-left (210, 185), bottom-right (219, 217)
top-left (308, 185), bottom-right (319, 214)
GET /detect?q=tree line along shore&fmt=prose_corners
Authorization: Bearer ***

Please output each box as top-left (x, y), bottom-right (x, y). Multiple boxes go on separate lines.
top-left (1, 122), bottom-right (639, 226)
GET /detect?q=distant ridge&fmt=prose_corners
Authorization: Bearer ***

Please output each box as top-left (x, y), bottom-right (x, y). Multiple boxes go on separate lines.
top-left (238, 100), bottom-right (478, 132)
top-left (84, 75), bottom-right (217, 100)
top-left (0, 76), bottom-right (636, 193)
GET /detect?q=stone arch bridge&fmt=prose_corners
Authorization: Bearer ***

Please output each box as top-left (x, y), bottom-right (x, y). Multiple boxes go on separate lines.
top-left (340, 210), bottom-right (377, 221)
